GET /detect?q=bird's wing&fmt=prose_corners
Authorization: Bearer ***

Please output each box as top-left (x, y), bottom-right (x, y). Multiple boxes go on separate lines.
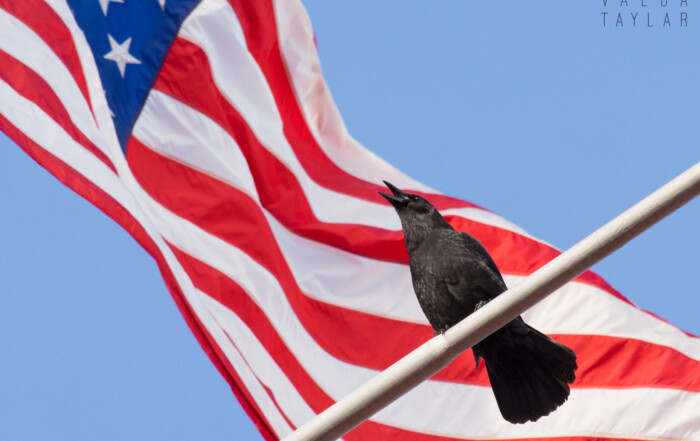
top-left (432, 230), bottom-right (508, 310)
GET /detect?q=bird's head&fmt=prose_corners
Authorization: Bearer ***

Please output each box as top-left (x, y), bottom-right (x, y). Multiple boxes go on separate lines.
top-left (379, 181), bottom-right (434, 215)
top-left (379, 181), bottom-right (453, 251)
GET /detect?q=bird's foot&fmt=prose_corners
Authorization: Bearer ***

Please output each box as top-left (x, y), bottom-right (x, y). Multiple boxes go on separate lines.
top-left (433, 326), bottom-right (448, 336)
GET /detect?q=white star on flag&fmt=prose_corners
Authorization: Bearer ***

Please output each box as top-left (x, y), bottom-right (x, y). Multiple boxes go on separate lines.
top-left (158, 0), bottom-right (166, 10)
top-left (98, 0), bottom-right (123, 15)
top-left (103, 35), bottom-right (141, 78)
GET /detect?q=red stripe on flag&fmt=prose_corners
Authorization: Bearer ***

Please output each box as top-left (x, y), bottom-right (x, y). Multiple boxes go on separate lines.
top-left (0, 115), bottom-right (278, 441)
top-left (215, 322), bottom-right (298, 432)
top-left (0, 49), bottom-right (116, 173)
top-left (445, 215), bottom-right (631, 305)
top-left (0, 0), bottom-right (94, 117)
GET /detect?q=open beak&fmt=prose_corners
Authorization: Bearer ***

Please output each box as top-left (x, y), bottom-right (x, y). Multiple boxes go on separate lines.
top-left (379, 180), bottom-right (409, 208)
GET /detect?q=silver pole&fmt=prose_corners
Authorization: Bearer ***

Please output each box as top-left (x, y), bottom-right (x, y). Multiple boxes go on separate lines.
top-left (282, 162), bottom-right (700, 441)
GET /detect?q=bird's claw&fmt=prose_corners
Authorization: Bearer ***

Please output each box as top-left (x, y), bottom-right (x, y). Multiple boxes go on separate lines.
top-left (474, 355), bottom-right (482, 370)
top-left (433, 327), bottom-right (448, 336)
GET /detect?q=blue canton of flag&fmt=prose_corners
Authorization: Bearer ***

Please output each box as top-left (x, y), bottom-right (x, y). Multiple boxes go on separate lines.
top-left (67, 0), bottom-right (200, 150)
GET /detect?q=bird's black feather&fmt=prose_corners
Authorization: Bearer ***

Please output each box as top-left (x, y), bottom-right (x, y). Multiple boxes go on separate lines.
top-left (380, 181), bottom-right (577, 424)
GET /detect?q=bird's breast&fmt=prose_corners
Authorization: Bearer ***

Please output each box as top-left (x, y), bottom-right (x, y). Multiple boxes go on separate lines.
top-left (409, 257), bottom-right (470, 332)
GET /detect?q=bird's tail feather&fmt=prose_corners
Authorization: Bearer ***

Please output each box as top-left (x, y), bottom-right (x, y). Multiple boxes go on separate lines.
top-left (477, 322), bottom-right (577, 424)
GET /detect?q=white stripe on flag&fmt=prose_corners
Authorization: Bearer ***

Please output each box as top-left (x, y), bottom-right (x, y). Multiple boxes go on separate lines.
top-left (0, 7), bottom-right (110, 159)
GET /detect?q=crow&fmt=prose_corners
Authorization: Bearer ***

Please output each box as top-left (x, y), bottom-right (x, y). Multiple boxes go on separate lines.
top-left (379, 181), bottom-right (577, 424)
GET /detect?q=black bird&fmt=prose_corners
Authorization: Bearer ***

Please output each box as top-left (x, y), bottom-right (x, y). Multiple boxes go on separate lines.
top-left (379, 181), bottom-right (577, 424)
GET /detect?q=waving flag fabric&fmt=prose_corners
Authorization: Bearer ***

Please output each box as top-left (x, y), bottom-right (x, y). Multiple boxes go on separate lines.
top-left (1, 0), bottom-right (699, 440)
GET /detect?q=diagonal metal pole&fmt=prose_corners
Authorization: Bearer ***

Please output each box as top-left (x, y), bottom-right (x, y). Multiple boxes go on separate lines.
top-left (282, 162), bottom-right (700, 441)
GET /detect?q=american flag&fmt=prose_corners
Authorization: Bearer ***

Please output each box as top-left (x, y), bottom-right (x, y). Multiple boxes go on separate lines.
top-left (1, 0), bottom-right (699, 440)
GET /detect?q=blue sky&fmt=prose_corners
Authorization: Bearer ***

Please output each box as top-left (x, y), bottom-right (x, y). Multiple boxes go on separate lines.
top-left (1, 2), bottom-right (698, 440)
